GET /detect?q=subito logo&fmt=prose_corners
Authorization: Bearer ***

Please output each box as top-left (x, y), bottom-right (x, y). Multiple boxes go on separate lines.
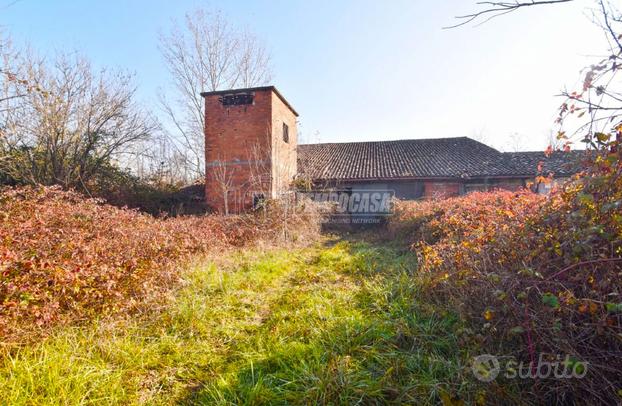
top-left (471, 354), bottom-right (500, 382)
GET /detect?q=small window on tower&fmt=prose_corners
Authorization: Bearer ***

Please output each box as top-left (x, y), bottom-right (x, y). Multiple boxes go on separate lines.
top-left (282, 123), bottom-right (289, 143)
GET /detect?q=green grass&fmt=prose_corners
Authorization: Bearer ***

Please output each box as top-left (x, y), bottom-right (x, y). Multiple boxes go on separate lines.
top-left (0, 238), bottom-right (475, 405)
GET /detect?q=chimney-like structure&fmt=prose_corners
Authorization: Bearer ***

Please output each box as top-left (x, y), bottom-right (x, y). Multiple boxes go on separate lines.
top-left (201, 86), bottom-right (298, 213)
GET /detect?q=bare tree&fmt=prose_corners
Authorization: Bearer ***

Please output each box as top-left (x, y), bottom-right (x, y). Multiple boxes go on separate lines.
top-left (124, 134), bottom-right (193, 185)
top-left (0, 36), bottom-right (41, 113)
top-left (470, 127), bottom-right (490, 145)
top-left (508, 132), bottom-right (529, 152)
top-left (236, 29), bottom-right (271, 88)
top-left (159, 9), bottom-right (272, 181)
top-left (247, 138), bottom-right (272, 199)
top-left (0, 51), bottom-right (157, 191)
top-left (210, 158), bottom-right (236, 215)
top-left (0, 34), bottom-right (15, 106)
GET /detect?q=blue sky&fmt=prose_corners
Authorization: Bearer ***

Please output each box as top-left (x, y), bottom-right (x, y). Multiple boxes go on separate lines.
top-left (1, 0), bottom-right (606, 150)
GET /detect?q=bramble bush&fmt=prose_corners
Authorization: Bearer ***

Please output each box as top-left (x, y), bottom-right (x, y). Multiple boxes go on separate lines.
top-left (390, 157), bottom-right (622, 403)
top-left (0, 186), bottom-right (321, 342)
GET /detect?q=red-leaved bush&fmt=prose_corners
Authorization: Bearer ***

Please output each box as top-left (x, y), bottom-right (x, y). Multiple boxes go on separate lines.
top-left (0, 186), bottom-right (321, 341)
top-left (390, 180), bottom-right (622, 403)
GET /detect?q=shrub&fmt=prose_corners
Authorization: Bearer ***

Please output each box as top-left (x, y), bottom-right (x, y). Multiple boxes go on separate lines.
top-left (84, 166), bottom-right (208, 216)
top-left (390, 181), bottom-right (622, 403)
top-left (0, 186), bottom-right (321, 341)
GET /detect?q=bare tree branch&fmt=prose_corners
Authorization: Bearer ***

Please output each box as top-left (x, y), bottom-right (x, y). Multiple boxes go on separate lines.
top-left (599, 0), bottom-right (622, 53)
top-left (158, 8), bottom-right (272, 182)
top-left (0, 51), bottom-right (157, 190)
top-left (445, 0), bottom-right (575, 29)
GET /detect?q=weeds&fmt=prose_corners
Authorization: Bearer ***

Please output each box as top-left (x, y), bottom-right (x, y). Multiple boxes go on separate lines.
top-left (0, 240), bottom-right (470, 405)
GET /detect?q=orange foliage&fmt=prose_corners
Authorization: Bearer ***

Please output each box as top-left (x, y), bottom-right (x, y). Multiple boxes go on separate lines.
top-left (390, 175), bottom-right (622, 401)
top-left (0, 186), bottom-right (320, 341)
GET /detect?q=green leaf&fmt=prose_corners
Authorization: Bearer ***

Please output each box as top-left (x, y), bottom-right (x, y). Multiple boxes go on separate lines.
top-left (577, 193), bottom-right (594, 205)
top-left (509, 326), bottom-right (525, 335)
top-left (542, 293), bottom-right (560, 309)
top-left (605, 303), bottom-right (622, 313)
top-left (565, 357), bottom-right (586, 374)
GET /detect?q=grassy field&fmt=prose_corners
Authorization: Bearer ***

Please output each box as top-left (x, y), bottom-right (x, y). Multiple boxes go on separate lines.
top-left (0, 237), bottom-right (477, 405)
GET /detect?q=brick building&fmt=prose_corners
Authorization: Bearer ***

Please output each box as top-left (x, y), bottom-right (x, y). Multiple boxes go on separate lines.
top-left (202, 86), bottom-right (298, 213)
top-left (202, 86), bottom-right (582, 213)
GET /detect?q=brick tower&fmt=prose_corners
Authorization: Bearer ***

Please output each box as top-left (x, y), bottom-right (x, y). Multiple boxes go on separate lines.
top-left (201, 86), bottom-right (298, 213)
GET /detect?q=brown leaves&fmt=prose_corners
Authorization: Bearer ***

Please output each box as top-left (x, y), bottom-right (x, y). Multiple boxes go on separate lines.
top-left (544, 144), bottom-right (554, 158)
top-left (0, 186), bottom-right (321, 341)
top-left (391, 158), bottom-right (622, 402)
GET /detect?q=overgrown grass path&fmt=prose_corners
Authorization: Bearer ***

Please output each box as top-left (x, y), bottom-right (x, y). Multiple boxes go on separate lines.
top-left (1, 237), bottom-right (469, 405)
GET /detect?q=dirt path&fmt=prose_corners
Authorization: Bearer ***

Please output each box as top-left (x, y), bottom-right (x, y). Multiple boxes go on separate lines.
top-left (179, 237), bottom-right (466, 405)
top-left (1, 237), bottom-right (470, 405)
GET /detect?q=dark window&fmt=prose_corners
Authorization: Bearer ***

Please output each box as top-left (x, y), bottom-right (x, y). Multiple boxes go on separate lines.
top-left (392, 181), bottom-right (424, 200)
top-left (219, 93), bottom-right (253, 106)
top-left (252, 193), bottom-right (266, 209)
top-left (282, 122), bottom-right (289, 143)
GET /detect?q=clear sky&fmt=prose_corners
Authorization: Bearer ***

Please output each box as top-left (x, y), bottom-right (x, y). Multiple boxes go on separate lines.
top-left (0, 0), bottom-right (606, 150)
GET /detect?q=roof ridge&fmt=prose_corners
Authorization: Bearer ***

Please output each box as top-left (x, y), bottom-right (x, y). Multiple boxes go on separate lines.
top-left (299, 136), bottom-right (472, 147)
top-left (504, 150), bottom-right (585, 154)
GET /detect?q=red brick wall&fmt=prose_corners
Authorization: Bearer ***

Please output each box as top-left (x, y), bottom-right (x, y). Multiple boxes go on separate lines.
top-left (204, 88), bottom-right (297, 213)
top-left (423, 182), bottom-right (461, 199)
top-left (271, 93), bottom-right (297, 199)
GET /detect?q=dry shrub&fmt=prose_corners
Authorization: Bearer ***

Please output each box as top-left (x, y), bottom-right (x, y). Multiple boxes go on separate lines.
top-left (391, 182), bottom-right (622, 404)
top-left (0, 186), bottom-right (322, 341)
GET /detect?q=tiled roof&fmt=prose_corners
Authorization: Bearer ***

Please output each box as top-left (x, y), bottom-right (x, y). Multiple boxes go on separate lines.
top-left (297, 137), bottom-right (583, 181)
top-left (503, 151), bottom-right (585, 177)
